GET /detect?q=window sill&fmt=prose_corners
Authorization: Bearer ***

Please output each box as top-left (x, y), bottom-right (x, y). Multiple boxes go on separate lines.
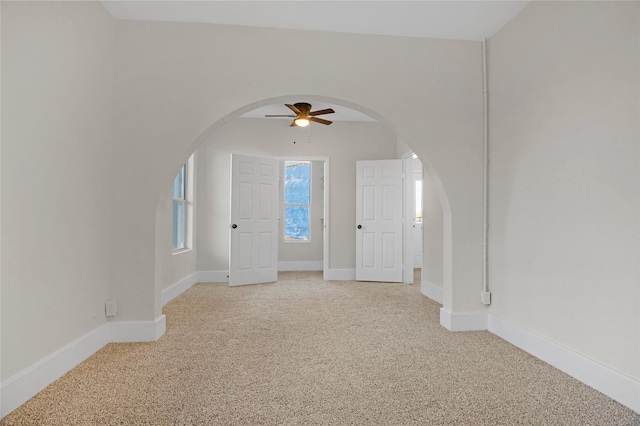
top-left (172, 247), bottom-right (192, 256)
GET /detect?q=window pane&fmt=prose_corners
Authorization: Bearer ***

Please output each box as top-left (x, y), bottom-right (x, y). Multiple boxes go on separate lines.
top-left (415, 180), bottom-right (422, 223)
top-left (284, 161), bottom-right (311, 241)
top-left (173, 165), bottom-right (185, 200)
top-left (285, 206), bottom-right (309, 240)
top-left (284, 161), bottom-right (310, 204)
top-left (172, 200), bottom-right (185, 250)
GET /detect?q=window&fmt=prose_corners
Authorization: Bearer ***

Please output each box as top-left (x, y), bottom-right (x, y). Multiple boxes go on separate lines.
top-left (172, 154), bottom-right (194, 252)
top-left (284, 160), bottom-right (311, 241)
top-left (414, 178), bottom-right (423, 224)
top-left (172, 163), bottom-right (187, 250)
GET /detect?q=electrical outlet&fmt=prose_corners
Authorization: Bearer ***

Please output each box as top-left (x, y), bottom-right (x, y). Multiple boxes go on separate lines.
top-left (105, 300), bottom-right (118, 317)
top-left (481, 291), bottom-right (491, 305)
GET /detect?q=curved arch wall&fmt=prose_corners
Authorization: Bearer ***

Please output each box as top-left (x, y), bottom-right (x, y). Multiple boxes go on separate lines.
top-left (110, 20), bottom-right (485, 326)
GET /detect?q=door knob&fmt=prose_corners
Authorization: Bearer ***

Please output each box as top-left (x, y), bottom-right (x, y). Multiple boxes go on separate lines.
top-left (357, 224), bottom-right (362, 229)
top-left (231, 224), bottom-right (237, 229)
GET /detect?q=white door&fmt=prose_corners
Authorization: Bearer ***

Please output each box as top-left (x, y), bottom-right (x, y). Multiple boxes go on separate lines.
top-left (413, 171), bottom-right (423, 268)
top-left (229, 154), bottom-right (279, 286)
top-left (355, 159), bottom-right (404, 282)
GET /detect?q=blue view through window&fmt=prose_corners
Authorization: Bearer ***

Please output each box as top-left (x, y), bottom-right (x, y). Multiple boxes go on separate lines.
top-left (284, 161), bottom-right (310, 241)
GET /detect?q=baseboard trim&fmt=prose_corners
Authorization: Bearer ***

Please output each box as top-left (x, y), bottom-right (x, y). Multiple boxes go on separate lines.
top-left (110, 315), bottom-right (166, 343)
top-left (488, 313), bottom-right (640, 413)
top-left (0, 323), bottom-right (111, 418)
top-left (161, 272), bottom-right (198, 305)
top-left (278, 261), bottom-right (323, 271)
top-left (325, 268), bottom-right (356, 281)
top-left (197, 270), bottom-right (229, 283)
top-left (439, 308), bottom-right (488, 331)
top-left (422, 281), bottom-right (443, 304)
top-left (1, 316), bottom-right (168, 419)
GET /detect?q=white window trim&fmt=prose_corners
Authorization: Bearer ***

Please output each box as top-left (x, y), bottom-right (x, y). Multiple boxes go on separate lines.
top-left (172, 153), bottom-right (195, 254)
top-left (283, 160), bottom-right (312, 243)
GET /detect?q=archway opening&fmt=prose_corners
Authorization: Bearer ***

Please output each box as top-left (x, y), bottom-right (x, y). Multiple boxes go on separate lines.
top-left (155, 94), bottom-right (453, 314)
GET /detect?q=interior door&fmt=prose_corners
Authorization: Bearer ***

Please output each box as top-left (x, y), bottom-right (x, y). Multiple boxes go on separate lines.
top-left (229, 154), bottom-right (279, 286)
top-left (355, 159), bottom-right (404, 282)
top-left (413, 170), bottom-right (423, 268)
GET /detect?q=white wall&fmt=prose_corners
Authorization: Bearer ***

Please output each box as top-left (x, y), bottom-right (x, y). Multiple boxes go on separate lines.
top-left (1, 1), bottom-right (114, 379)
top-left (111, 19), bottom-right (484, 323)
top-left (195, 118), bottom-right (397, 273)
top-left (3, 0), bottom-right (637, 416)
top-left (488, 1), bottom-right (639, 380)
top-left (156, 155), bottom-right (197, 292)
top-left (397, 142), bottom-right (445, 297)
top-left (422, 168), bottom-right (444, 290)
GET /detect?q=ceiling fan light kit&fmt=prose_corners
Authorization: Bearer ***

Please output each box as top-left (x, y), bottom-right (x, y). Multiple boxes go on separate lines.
top-left (294, 118), bottom-right (310, 127)
top-left (265, 102), bottom-right (335, 127)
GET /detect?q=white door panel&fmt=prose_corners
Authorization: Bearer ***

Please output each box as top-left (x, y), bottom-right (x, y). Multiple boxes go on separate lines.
top-left (413, 170), bottom-right (423, 268)
top-left (356, 160), bottom-right (404, 282)
top-left (229, 154), bottom-right (279, 286)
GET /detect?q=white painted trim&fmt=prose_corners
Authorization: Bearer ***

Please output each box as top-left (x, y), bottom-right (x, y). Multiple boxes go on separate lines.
top-left (325, 268), bottom-right (356, 281)
top-left (403, 157), bottom-right (414, 283)
top-left (488, 314), bottom-right (640, 413)
top-left (439, 308), bottom-right (488, 331)
top-left (1, 324), bottom-right (111, 418)
top-left (110, 315), bottom-right (166, 343)
top-left (322, 159), bottom-right (330, 282)
top-left (278, 261), bottom-right (323, 271)
top-left (161, 272), bottom-right (198, 305)
top-left (274, 156), bottom-right (331, 281)
top-left (197, 270), bottom-right (229, 283)
top-left (422, 281), bottom-right (443, 304)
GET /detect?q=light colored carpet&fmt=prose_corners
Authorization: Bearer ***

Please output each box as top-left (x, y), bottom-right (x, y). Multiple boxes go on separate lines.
top-left (2, 271), bottom-right (637, 425)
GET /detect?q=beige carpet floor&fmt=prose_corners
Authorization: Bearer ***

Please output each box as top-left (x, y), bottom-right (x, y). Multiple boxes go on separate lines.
top-left (2, 271), bottom-right (637, 425)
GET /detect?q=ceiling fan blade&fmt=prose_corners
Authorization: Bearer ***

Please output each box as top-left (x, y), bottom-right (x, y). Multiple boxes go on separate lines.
top-left (309, 108), bottom-right (335, 116)
top-left (285, 104), bottom-right (301, 114)
top-left (265, 114), bottom-right (295, 117)
top-left (290, 120), bottom-right (297, 127)
top-left (309, 116), bottom-right (332, 125)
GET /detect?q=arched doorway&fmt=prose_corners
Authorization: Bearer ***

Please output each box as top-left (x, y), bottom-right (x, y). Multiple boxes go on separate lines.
top-left (155, 94), bottom-right (453, 320)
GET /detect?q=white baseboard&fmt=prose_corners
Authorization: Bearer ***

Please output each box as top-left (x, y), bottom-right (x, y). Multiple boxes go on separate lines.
top-left (0, 324), bottom-right (111, 418)
top-left (488, 313), bottom-right (640, 413)
top-left (110, 315), bottom-right (166, 343)
top-left (438, 309), bottom-right (640, 412)
top-left (325, 268), bottom-right (356, 281)
top-left (278, 261), bottom-right (323, 271)
top-left (6, 285), bottom-right (637, 420)
top-left (197, 270), bottom-right (229, 283)
top-left (439, 308), bottom-right (488, 331)
top-left (162, 271), bottom-right (228, 310)
top-left (422, 281), bottom-right (443, 304)
top-left (0, 317), bottom-right (167, 419)
top-left (162, 272), bottom-right (199, 305)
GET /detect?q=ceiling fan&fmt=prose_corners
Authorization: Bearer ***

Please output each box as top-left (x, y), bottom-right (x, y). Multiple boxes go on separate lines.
top-left (265, 102), bottom-right (335, 127)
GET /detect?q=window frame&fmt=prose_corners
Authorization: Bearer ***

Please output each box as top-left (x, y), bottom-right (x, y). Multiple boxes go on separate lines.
top-left (283, 160), bottom-right (312, 243)
top-left (172, 154), bottom-right (194, 254)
